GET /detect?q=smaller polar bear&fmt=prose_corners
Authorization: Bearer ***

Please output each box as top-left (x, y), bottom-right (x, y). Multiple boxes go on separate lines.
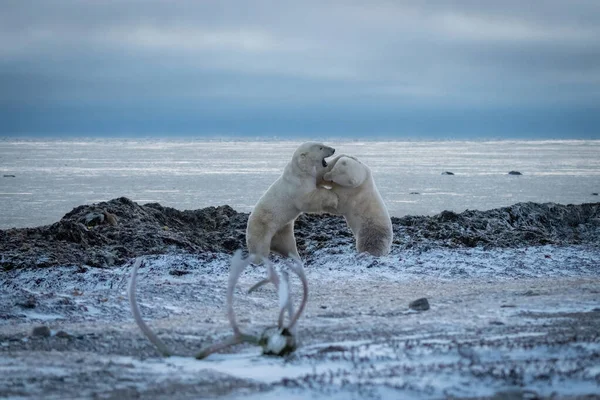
top-left (246, 142), bottom-right (338, 262)
top-left (320, 155), bottom-right (393, 256)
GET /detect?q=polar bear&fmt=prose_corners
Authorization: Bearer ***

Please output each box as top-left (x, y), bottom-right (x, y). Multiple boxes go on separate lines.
top-left (320, 155), bottom-right (393, 256)
top-left (246, 142), bottom-right (338, 262)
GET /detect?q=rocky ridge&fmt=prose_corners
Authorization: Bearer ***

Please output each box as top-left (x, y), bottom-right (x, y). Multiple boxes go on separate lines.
top-left (1, 197), bottom-right (598, 270)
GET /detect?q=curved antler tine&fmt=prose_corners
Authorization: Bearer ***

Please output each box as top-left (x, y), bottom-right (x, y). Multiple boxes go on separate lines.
top-left (285, 255), bottom-right (308, 330)
top-left (247, 261), bottom-right (279, 294)
top-left (277, 270), bottom-right (291, 329)
top-left (265, 260), bottom-right (279, 286)
top-left (194, 332), bottom-right (259, 360)
top-left (283, 270), bottom-right (295, 329)
top-left (128, 257), bottom-right (172, 357)
top-left (227, 250), bottom-right (250, 336)
top-left (194, 250), bottom-right (265, 360)
top-left (195, 336), bottom-right (242, 360)
top-left (247, 278), bottom-right (270, 293)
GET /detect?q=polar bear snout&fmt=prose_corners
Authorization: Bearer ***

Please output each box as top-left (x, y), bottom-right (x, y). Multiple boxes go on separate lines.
top-left (322, 146), bottom-right (335, 167)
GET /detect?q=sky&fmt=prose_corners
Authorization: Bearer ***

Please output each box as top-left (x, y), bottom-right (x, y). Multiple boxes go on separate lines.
top-left (1, 0), bottom-right (599, 138)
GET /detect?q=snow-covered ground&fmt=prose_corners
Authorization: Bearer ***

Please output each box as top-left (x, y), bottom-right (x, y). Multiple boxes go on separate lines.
top-left (1, 245), bottom-right (599, 399)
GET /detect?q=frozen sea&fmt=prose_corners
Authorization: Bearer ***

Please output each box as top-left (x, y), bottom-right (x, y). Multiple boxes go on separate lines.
top-left (0, 138), bottom-right (599, 229)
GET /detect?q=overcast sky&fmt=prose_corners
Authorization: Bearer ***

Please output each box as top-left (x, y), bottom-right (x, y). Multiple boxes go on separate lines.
top-left (1, 0), bottom-right (599, 138)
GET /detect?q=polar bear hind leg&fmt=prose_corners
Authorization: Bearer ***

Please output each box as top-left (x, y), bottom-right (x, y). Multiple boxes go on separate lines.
top-left (357, 223), bottom-right (392, 256)
top-left (270, 222), bottom-right (300, 259)
top-left (246, 213), bottom-right (276, 263)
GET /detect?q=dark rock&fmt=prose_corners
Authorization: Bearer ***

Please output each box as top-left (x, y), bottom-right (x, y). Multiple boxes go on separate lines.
top-left (3, 174), bottom-right (16, 178)
top-left (437, 210), bottom-right (460, 223)
top-left (410, 192), bottom-right (420, 195)
top-left (457, 345), bottom-right (480, 363)
top-left (222, 236), bottom-right (242, 251)
top-left (102, 210), bottom-right (118, 226)
top-left (455, 235), bottom-right (484, 247)
top-left (318, 345), bottom-right (347, 353)
top-left (169, 270), bottom-right (190, 276)
top-left (32, 326), bottom-right (51, 337)
top-left (592, 193), bottom-right (598, 196)
top-left (520, 290), bottom-right (540, 296)
top-left (16, 297), bottom-right (37, 309)
top-left (508, 171), bottom-right (522, 175)
top-left (83, 212), bottom-right (104, 226)
top-left (491, 389), bottom-right (538, 400)
top-left (409, 297), bottom-right (430, 311)
top-left (55, 330), bottom-right (73, 339)
top-left (441, 171), bottom-right (454, 175)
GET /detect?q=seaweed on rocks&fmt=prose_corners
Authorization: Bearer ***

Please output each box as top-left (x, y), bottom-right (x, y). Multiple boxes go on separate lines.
top-left (393, 202), bottom-right (600, 250)
top-left (0, 198), bottom-right (598, 270)
top-left (0, 197), bottom-right (247, 269)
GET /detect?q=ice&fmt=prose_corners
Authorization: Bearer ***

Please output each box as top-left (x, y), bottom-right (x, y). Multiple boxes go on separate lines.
top-left (1, 138), bottom-right (599, 229)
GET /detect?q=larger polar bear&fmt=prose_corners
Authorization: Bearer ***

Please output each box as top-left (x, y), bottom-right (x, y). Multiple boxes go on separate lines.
top-left (320, 155), bottom-right (393, 256)
top-left (246, 142), bottom-right (338, 262)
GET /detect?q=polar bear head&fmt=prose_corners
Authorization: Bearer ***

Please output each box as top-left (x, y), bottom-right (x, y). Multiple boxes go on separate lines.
top-left (323, 155), bottom-right (369, 188)
top-left (293, 142), bottom-right (335, 176)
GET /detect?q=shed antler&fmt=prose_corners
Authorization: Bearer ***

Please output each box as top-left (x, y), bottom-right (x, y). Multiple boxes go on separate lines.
top-left (129, 250), bottom-right (309, 359)
top-left (198, 251), bottom-right (309, 358)
top-left (256, 256), bottom-right (309, 355)
top-left (128, 257), bottom-right (172, 357)
top-left (194, 250), bottom-right (258, 358)
top-left (248, 254), bottom-right (308, 333)
top-left (282, 255), bottom-right (308, 331)
top-left (249, 261), bottom-right (295, 330)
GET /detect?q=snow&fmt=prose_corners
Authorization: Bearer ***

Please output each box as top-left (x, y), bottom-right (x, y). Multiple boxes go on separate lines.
top-left (3, 245), bottom-right (598, 301)
top-left (1, 244), bottom-right (599, 399)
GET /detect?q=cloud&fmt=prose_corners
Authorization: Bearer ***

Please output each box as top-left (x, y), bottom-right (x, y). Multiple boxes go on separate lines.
top-left (0, 0), bottom-right (599, 136)
top-left (433, 12), bottom-right (599, 43)
top-left (108, 26), bottom-right (281, 53)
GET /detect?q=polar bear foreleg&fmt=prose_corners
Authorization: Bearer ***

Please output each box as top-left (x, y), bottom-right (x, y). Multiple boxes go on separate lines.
top-left (299, 188), bottom-right (338, 214)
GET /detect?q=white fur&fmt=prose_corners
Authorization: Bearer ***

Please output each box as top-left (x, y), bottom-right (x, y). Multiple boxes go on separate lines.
top-left (321, 155), bottom-right (393, 256)
top-left (246, 142), bottom-right (338, 262)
